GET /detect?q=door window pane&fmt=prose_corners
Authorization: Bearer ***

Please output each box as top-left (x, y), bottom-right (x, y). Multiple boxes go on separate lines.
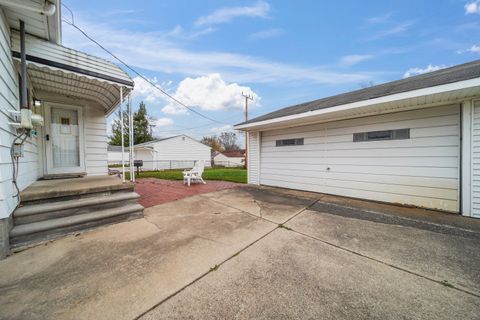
top-left (51, 108), bottom-right (80, 168)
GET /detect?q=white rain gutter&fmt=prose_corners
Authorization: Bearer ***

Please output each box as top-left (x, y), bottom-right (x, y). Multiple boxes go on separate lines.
top-left (0, 0), bottom-right (56, 16)
top-left (234, 77), bottom-right (480, 131)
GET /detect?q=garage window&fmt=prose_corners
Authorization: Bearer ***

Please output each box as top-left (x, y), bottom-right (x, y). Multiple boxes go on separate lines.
top-left (353, 129), bottom-right (410, 142)
top-left (276, 138), bottom-right (304, 147)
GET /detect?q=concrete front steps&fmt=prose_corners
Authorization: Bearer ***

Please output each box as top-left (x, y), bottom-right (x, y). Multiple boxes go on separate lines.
top-left (10, 177), bottom-right (144, 250)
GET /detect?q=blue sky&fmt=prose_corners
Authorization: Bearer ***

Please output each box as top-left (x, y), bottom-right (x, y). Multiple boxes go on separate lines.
top-left (61, 0), bottom-right (480, 145)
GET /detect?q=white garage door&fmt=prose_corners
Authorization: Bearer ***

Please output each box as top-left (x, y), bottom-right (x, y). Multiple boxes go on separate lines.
top-left (260, 104), bottom-right (460, 212)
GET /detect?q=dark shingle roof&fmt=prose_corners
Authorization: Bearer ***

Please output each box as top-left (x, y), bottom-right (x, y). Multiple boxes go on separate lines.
top-left (238, 59), bottom-right (480, 125)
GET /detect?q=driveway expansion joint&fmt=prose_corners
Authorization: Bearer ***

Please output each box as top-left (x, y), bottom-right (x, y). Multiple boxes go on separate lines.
top-left (132, 223), bottom-right (279, 320)
top-left (134, 198), bottom-right (322, 319)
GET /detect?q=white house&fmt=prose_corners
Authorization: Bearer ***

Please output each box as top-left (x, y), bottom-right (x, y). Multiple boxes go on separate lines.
top-left (133, 135), bottom-right (212, 171)
top-left (213, 150), bottom-right (245, 167)
top-left (235, 60), bottom-right (480, 219)
top-left (107, 145), bottom-right (129, 164)
top-left (0, 0), bottom-right (143, 258)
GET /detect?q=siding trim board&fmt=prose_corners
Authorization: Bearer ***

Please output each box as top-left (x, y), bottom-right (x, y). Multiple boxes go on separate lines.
top-left (470, 100), bottom-right (480, 217)
top-left (255, 104), bottom-right (461, 213)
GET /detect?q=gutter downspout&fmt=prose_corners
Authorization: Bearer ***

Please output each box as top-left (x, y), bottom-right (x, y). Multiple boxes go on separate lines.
top-left (19, 20), bottom-right (32, 129)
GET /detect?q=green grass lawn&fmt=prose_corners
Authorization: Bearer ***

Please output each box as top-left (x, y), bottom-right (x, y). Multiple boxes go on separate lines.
top-left (131, 167), bottom-right (247, 184)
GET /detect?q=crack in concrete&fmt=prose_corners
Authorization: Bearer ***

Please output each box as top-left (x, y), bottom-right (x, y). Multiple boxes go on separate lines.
top-left (200, 195), bottom-right (278, 225)
top-left (252, 199), bottom-right (264, 218)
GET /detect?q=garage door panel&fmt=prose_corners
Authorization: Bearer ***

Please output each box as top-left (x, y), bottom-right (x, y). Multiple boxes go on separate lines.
top-left (259, 179), bottom-right (458, 212)
top-left (262, 146), bottom-right (458, 158)
top-left (261, 168), bottom-right (457, 189)
top-left (260, 104), bottom-right (460, 212)
top-left (261, 105), bottom-right (458, 139)
top-left (261, 155), bottom-right (457, 167)
top-left (261, 118), bottom-right (458, 144)
top-left (261, 163), bottom-right (458, 179)
top-left (264, 135), bottom-right (458, 150)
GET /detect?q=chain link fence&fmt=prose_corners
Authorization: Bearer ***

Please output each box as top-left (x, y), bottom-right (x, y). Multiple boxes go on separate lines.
top-left (108, 159), bottom-right (244, 171)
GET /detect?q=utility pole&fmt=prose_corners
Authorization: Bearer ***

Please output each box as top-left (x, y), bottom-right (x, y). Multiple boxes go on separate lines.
top-left (241, 92), bottom-right (253, 169)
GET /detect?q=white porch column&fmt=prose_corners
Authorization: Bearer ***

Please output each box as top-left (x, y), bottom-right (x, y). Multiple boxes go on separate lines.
top-left (129, 95), bottom-right (135, 182)
top-left (119, 87), bottom-right (125, 182)
top-left (461, 100), bottom-right (473, 217)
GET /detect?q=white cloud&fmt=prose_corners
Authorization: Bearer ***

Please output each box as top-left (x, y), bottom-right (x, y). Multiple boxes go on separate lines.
top-left (162, 73), bottom-right (259, 114)
top-left (469, 44), bottom-right (480, 52)
top-left (195, 1), bottom-right (270, 27)
top-left (366, 13), bottom-right (392, 24)
top-left (465, 1), bottom-right (480, 14)
top-left (154, 117), bottom-right (174, 126)
top-left (458, 44), bottom-right (480, 54)
top-left (340, 54), bottom-right (374, 66)
top-left (131, 76), bottom-right (173, 104)
top-left (166, 25), bottom-right (215, 40)
top-left (367, 21), bottom-right (415, 41)
top-left (250, 28), bottom-right (283, 39)
top-left (403, 64), bottom-right (447, 78)
top-left (62, 17), bottom-right (374, 86)
top-left (211, 124), bottom-right (233, 134)
top-left (151, 118), bottom-right (174, 136)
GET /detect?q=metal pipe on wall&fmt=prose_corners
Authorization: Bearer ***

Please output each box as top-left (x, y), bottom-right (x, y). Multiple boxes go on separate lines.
top-left (20, 20), bottom-right (27, 110)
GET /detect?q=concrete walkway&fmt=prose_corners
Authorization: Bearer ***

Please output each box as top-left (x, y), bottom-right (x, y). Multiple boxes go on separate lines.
top-left (1, 186), bottom-right (479, 319)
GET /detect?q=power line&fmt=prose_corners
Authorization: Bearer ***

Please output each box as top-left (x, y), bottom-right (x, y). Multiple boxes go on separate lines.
top-left (61, 6), bottom-right (228, 125)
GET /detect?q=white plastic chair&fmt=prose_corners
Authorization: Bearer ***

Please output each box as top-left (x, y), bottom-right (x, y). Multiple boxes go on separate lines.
top-left (183, 161), bottom-right (206, 186)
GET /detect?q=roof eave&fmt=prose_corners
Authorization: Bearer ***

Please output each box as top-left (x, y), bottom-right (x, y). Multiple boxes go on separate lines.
top-left (235, 77), bottom-right (480, 131)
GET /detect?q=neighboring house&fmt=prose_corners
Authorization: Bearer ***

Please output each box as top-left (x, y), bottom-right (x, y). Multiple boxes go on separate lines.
top-left (133, 135), bottom-right (212, 170)
top-left (213, 150), bottom-right (245, 167)
top-left (235, 60), bottom-right (480, 219)
top-left (107, 145), bottom-right (129, 164)
top-left (0, 0), bottom-right (142, 258)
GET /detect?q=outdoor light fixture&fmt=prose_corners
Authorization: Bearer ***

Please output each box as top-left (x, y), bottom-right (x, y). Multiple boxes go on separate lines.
top-left (33, 98), bottom-right (41, 107)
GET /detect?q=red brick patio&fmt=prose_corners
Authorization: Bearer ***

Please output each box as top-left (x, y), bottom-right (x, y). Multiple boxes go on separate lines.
top-left (134, 178), bottom-right (240, 208)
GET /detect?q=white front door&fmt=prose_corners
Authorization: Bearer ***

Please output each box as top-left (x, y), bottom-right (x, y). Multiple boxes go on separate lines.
top-left (45, 103), bottom-right (85, 174)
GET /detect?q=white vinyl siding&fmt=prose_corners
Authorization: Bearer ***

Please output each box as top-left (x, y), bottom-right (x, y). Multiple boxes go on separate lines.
top-left (259, 104), bottom-right (460, 212)
top-left (136, 149), bottom-right (154, 170)
top-left (248, 132), bottom-right (260, 185)
top-left (134, 135), bottom-right (211, 170)
top-left (0, 9), bottom-right (41, 218)
top-left (470, 101), bottom-right (480, 217)
top-left (84, 105), bottom-right (108, 176)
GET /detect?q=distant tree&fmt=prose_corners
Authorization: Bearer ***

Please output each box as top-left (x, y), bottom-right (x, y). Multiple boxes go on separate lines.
top-left (201, 135), bottom-right (222, 152)
top-left (109, 101), bottom-right (154, 146)
top-left (219, 132), bottom-right (240, 151)
top-left (133, 102), bottom-right (154, 144)
top-left (109, 109), bottom-right (129, 146)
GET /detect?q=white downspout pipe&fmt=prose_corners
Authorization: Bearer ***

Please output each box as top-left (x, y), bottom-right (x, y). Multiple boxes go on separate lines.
top-left (129, 95), bottom-right (135, 182)
top-left (119, 87), bottom-right (125, 182)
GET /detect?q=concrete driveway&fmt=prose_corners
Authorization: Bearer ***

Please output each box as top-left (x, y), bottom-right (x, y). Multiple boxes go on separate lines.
top-left (0, 186), bottom-right (479, 319)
